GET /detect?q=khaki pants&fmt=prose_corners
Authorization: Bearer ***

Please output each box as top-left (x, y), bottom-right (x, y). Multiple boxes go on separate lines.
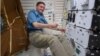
top-left (29, 31), bottom-right (74, 56)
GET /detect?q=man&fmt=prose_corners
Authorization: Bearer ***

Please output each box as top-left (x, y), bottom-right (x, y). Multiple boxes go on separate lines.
top-left (27, 1), bottom-right (74, 56)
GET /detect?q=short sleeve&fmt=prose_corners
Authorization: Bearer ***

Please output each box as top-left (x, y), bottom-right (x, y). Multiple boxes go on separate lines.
top-left (27, 11), bottom-right (37, 24)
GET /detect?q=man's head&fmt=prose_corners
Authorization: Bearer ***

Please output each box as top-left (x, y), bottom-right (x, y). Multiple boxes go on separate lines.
top-left (36, 2), bottom-right (45, 13)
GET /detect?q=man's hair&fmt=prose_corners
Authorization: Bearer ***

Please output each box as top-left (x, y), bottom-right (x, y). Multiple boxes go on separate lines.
top-left (36, 1), bottom-right (45, 6)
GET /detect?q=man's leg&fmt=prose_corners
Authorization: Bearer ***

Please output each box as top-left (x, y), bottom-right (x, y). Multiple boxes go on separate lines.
top-left (56, 34), bottom-right (75, 56)
top-left (29, 31), bottom-right (69, 56)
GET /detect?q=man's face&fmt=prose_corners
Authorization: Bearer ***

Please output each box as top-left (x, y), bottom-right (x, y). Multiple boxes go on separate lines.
top-left (36, 4), bottom-right (45, 13)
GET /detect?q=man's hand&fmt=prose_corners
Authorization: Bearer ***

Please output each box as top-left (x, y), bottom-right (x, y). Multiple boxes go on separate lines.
top-left (57, 27), bottom-right (66, 32)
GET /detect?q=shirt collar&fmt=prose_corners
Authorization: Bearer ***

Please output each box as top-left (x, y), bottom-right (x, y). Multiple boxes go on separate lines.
top-left (34, 9), bottom-right (43, 16)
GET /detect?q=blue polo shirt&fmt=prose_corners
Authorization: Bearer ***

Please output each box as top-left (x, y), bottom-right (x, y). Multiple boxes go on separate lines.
top-left (27, 9), bottom-right (48, 32)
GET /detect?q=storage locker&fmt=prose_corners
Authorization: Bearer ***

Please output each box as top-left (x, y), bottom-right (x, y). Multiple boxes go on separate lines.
top-left (1, 0), bottom-right (28, 55)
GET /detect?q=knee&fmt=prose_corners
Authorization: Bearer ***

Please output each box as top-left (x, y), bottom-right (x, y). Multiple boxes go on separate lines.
top-left (48, 35), bottom-right (58, 44)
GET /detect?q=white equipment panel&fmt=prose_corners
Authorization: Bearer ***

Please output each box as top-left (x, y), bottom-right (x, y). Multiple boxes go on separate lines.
top-left (68, 0), bottom-right (95, 10)
top-left (75, 42), bottom-right (87, 56)
top-left (75, 27), bottom-right (91, 48)
top-left (66, 24), bottom-right (92, 48)
top-left (75, 11), bottom-right (93, 29)
top-left (66, 24), bottom-right (76, 40)
top-left (66, 0), bottom-right (100, 56)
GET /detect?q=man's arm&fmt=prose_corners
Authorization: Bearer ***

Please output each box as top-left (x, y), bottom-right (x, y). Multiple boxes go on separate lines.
top-left (32, 22), bottom-right (58, 29)
top-left (33, 22), bottom-right (65, 32)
